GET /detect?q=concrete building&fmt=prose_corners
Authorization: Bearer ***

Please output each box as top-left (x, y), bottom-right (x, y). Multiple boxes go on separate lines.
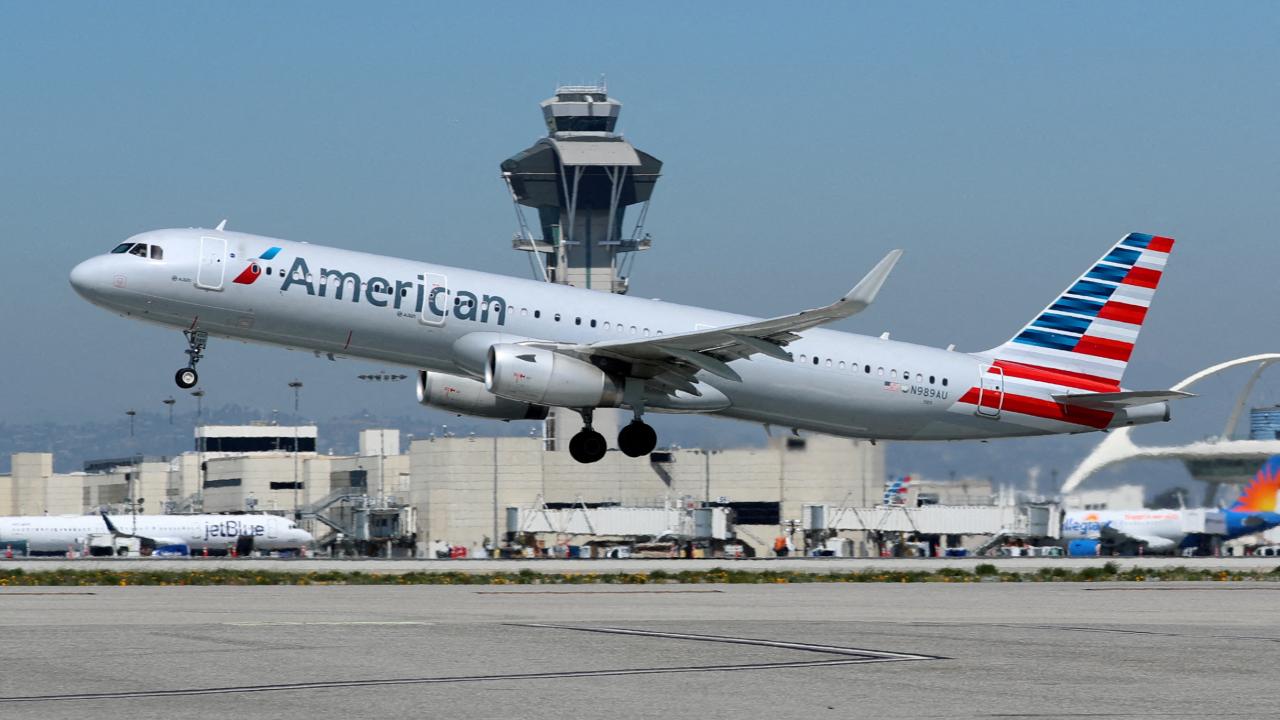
top-left (0, 453), bottom-right (81, 516)
top-left (410, 433), bottom-right (883, 555)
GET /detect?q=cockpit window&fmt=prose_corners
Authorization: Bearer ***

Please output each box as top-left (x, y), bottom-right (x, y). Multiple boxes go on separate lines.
top-left (128, 244), bottom-right (148, 258)
top-left (111, 242), bottom-right (133, 254)
top-left (150, 245), bottom-right (163, 260)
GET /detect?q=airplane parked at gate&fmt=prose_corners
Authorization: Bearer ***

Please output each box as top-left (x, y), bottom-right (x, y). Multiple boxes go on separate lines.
top-left (70, 228), bottom-right (1190, 464)
top-left (1062, 455), bottom-right (1280, 553)
top-left (0, 513), bottom-right (313, 555)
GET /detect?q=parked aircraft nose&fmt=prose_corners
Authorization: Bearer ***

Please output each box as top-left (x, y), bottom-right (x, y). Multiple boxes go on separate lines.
top-left (69, 255), bottom-right (112, 300)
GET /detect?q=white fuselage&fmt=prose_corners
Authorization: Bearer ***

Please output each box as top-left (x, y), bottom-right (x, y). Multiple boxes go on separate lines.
top-left (69, 228), bottom-right (1166, 441)
top-left (0, 514), bottom-right (312, 553)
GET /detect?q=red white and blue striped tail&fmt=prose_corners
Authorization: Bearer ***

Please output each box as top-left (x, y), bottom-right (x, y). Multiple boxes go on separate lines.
top-left (982, 232), bottom-right (1174, 392)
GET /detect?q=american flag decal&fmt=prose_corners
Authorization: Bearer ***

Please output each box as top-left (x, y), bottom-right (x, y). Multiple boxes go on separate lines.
top-left (883, 381), bottom-right (900, 392)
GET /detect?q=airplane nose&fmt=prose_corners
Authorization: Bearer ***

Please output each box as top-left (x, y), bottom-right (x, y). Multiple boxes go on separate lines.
top-left (69, 256), bottom-right (109, 299)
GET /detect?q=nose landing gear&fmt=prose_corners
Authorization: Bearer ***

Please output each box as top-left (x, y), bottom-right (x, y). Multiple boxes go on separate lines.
top-left (174, 329), bottom-right (208, 390)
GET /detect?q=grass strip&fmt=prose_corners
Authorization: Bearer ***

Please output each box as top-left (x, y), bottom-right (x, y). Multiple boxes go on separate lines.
top-left (1, 563), bottom-right (1279, 586)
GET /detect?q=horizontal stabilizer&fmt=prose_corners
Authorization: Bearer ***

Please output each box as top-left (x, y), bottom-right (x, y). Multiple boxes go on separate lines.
top-left (1053, 389), bottom-right (1195, 409)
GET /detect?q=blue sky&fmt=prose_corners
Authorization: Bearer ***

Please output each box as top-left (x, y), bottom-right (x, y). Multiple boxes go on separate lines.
top-left (2, 3), bottom-right (1278, 472)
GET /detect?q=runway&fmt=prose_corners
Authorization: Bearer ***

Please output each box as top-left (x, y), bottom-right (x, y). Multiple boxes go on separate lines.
top-left (1, 582), bottom-right (1276, 719)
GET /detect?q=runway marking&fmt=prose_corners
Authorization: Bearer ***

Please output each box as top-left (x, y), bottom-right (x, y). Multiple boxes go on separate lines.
top-left (222, 621), bottom-right (434, 627)
top-left (911, 621), bottom-right (1280, 644)
top-left (0, 625), bottom-right (943, 704)
top-left (1083, 586), bottom-right (1280, 591)
top-left (474, 589), bottom-right (724, 595)
top-left (514, 623), bottom-right (944, 661)
top-left (0, 592), bottom-right (97, 596)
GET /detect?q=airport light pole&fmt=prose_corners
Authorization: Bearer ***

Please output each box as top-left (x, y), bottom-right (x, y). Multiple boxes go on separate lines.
top-left (288, 380), bottom-right (303, 517)
top-left (162, 396), bottom-right (175, 425)
top-left (191, 388), bottom-right (205, 419)
top-left (288, 379), bottom-right (303, 413)
top-left (126, 409), bottom-right (137, 437)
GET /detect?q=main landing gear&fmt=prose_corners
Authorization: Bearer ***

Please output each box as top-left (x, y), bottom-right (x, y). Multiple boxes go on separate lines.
top-left (617, 419), bottom-right (658, 458)
top-left (568, 409), bottom-right (608, 464)
top-left (174, 329), bottom-right (208, 389)
top-left (567, 408), bottom-right (659, 464)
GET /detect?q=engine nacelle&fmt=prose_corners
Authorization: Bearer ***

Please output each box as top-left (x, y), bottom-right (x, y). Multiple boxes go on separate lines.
top-left (485, 344), bottom-right (623, 408)
top-left (417, 371), bottom-right (548, 420)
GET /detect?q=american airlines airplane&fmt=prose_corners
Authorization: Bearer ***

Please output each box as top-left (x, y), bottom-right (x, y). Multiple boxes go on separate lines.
top-left (1062, 455), bottom-right (1280, 553)
top-left (69, 227), bottom-right (1189, 464)
top-left (0, 513), bottom-right (313, 555)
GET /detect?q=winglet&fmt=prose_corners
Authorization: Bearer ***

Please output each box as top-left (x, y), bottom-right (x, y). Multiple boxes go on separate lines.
top-left (215, 219), bottom-right (228, 232)
top-left (100, 511), bottom-right (121, 535)
top-left (840, 249), bottom-right (902, 314)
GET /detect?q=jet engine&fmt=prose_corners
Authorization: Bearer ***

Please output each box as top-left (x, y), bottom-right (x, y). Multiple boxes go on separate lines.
top-left (485, 344), bottom-right (623, 408)
top-left (417, 371), bottom-right (548, 420)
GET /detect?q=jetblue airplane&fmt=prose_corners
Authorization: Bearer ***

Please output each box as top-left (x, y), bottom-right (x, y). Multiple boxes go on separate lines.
top-left (69, 227), bottom-right (1189, 463)
top-left (0, 513), bottom-right (313, 554)
top-left (1062, 455), bottom-right (1280, 553)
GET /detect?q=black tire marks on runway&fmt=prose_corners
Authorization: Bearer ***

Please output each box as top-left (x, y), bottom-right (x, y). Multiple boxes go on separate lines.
top-left (0, 623), bottom-right (944, 704)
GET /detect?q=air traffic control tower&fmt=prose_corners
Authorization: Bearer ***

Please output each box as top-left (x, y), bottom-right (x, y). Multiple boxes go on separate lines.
top-left (501, 83), bottom-right (663, 448)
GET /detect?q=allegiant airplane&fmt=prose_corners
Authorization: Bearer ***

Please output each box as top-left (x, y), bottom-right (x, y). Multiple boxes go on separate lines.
top-left (69, 228), bottom-right (1191, 463)
top-left (1062, 455), bottom-right (1280, 552)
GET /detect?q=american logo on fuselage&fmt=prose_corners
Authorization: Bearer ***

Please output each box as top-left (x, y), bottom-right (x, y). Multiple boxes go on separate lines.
top-left (280, 257), bottom-right (508, 325)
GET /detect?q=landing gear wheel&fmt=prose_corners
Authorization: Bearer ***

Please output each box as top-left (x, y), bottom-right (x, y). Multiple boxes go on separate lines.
top-left (175, 367), bottom-right (198, 389)
top-left (568, 429), bottom-right (608, 464)
top-left (618, 420), bottom-right (658, 458)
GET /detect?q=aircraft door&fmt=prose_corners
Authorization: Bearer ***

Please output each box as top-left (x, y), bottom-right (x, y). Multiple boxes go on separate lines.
top-left (419, 272), bottom-right (448, 327)
top-left (975, 364), bottom-right (1004, 418)
top-left (196, 236), bottom-right (227, 290)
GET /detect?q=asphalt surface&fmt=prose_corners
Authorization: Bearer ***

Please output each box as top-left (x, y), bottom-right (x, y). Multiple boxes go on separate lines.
top-left (1, 582), bottom-right (1276, 719)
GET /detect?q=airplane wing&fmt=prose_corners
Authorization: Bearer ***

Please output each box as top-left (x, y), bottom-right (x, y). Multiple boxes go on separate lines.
top-left (536, 250), bottom-right (902, 392)
top-left (1098, 524), bottom-right (1177, 552)
top-left (1052, 390), bottom-right (1196, 409)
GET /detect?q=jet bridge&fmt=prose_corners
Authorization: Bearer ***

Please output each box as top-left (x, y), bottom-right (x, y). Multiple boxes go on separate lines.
top-left (509, 499), bottom-right (732, 541)
top-left (804, 503), bottom-right (1062, 539)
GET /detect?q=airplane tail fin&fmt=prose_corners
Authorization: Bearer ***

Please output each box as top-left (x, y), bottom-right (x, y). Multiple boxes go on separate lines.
top-left (883, 475), bottom-right (912, 505)
top-left (981, 233), bottom-right (1174, 391)
top-left (1230, 455), bottom-right (1280, 512)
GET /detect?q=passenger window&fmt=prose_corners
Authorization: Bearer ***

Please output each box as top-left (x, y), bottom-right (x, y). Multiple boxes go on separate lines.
top-left (799, 354), bottom-right (807, 363)
top-left (826, 359), bottom-right (833, 367)
top-left (128, 244), bottom-right (148, 257)
top-left (603, 321), bottom-right (610, 330)
top-left (929, 375), bottom-right (935, 384)
top-left (630, 326), bottom-right (637, 334)
top-left (554, 313), bottom-right (561, 322)
top-left (111, 242), bottom-right (132, 254)
top-left (643, 328), bottom-right (650, 337)
top-left (575, 317), bottom-right (582, 325)
top-left (877, 367), bottom-right (884, 376)
top-left (812, 356), bottom-right (820, 366)
top-left (916, 373), bottom-right (923, 382)
top-left (864, 365), bottom-right (871, 374)
top-left (150, 245), bottom-right (164, 260)
top-left (838, 361), bottom-right (846, 369)
top-left (534, 310), bottom-right (541, 319)
top-left (520, 308), bottom-right (528, 316)
top-left (590, 319), bottom-right (597, 328)
top-left (942, 378), bottom-right (949, 386)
